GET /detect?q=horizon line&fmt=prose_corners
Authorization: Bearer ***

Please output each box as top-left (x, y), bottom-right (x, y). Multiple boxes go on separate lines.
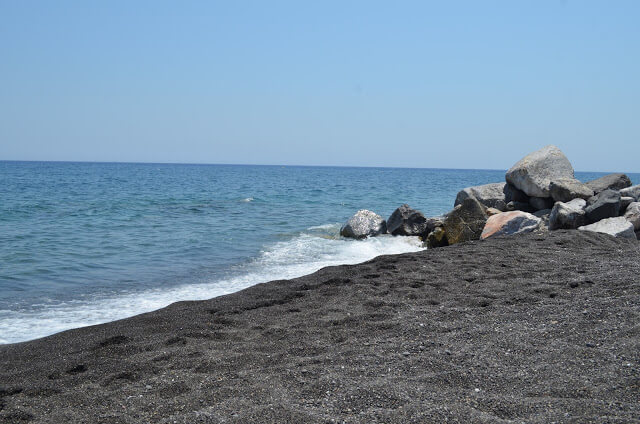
top-left (0, 159), bottom-right (637, 175)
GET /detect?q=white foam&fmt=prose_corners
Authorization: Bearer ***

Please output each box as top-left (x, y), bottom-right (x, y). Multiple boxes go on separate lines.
top-left (0, 229), bottom-right (424, 344)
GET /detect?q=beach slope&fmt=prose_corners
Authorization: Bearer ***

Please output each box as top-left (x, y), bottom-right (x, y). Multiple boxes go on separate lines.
top-left (1, 231), bottom-right (639, 423)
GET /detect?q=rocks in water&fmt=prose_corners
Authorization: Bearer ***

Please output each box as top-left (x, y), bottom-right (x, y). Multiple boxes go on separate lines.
top-left (585, 189), bottom-right (621, 223)
top-left (549, 198), bottom-right (588, 230)
top-left (586, 173), bottom-right (632, 194)
top-left (505, 145), bottom-right (575, 198)
top-left (454, 182), bottom-right (508, 211)
top-left (578, 217), bottom-right (636, 239)
top-left (529, 196), bottom-right (554, 211)
top-left (549, 178), bottom-right (594, 202)
top-left (340, 210), bottom-right (387, 239)
top-left (480, 211), bottom-right (541, 239)
top-left (426, 226), bottom-right (448, 248)
top-left (620, 184), bottom-right (640, 201)
top-left (386, 204), bottom-right (427, 236)
top-left (442, 198), bottom-right (488, 245)
top-left (624, 202), bottom-right (640, 230)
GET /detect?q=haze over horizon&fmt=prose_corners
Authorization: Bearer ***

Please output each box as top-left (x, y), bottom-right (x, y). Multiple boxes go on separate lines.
top-left (1, 1), bottom-right (639, 172)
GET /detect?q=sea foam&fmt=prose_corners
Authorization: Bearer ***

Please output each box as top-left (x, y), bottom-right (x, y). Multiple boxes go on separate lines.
top-left (0, 224), bottom-right (423, 344)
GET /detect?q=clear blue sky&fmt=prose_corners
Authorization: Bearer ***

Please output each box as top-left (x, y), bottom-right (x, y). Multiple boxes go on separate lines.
top-left (1, 1), bottom-right (638, 172)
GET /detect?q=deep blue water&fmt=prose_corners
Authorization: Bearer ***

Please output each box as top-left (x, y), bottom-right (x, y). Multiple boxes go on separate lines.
top-left (1, 161), bottom-right (637, 343)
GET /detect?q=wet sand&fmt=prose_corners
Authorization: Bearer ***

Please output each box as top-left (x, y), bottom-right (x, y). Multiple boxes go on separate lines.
top-left (1, 230), bottom-right (639, 423)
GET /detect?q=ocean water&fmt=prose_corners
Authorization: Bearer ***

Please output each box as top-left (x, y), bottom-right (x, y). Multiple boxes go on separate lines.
top-left (1, 162), bottom-right (638, 344)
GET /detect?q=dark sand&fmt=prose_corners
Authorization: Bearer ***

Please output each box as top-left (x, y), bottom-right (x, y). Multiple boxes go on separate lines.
top-left (1, 231), bottom-right (639, 423)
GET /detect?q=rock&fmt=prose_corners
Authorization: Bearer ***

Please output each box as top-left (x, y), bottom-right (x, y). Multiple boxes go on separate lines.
top-left (636, 230), bottom-right (640, 241)
top-left (620, 184), bottom-right (640, 201)
top-left (506, 201), bottom-right (536, 213)
top-left (426, 227), bottom-right (448, 248)
top-left (340, 210), bottom-right (387, 239)
top-left (485, 207), bottom-right (502, 216)
top-left (533, 208), bottom-right (552, 228)
top-left (442, 198), bottom-right (488, 245)
top-left (529, 196), bottom-right (554, 211)
top-left (549, 198), bottom-right (588, 230)
top-left (418, 216), bottom-right (445, 240)
top-left (586, 173), bottom-right (632, 194)
top-left (624, 202), bottom-right (640, 230)
top-left (578, 217), bottom-right (636, 239)
top-left (549, 178), bottom-right (594, 202)
top-left (620, 197), bottom-right (634, 214)
top-left (480, 211), bottom-right (542, 239)
top-left (504, 183), bottom-right (529, 204)
top-left (585, 189), bottom-right (621, 223)
top-left (505, 145), bottom-right (575, 198)
top-left (454, 183), bottom-right (508, 211)
top-left (386, 204), bottom-right (427, 236)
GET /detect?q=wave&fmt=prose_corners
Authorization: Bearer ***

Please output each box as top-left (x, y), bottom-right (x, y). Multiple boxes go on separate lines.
top-left (0, 227), bottom-right (424, 344)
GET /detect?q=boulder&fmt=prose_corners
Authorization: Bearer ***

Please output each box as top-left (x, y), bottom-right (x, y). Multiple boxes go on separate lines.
top-left (454, 183), bottom-right (508, 211)
top-left (506, 201), bottom-right (536, 213)
top-left (549, 178), bottom-right (594, 202)
top-left (442, 198), bottom-right (488, 245)
top-left (620, 197), bottom-right (634, 214)
top-left (586, 173), bottom-right (632, 194)
top-left (585, 189), bottom-right (621, 223)
top-left (533, 208), bottom-right (552, 228)
top-left (529, 196), bottom-right (554, 211)
top-left (426, 227), bottom-right (448, 248)
top-left (578, 217), bottom-right (636, 239)
top-left (418, 216), bottom-right (445, 240)
top-left (480, 211), bottom-right (541, 240)
top-left (505, 145), bottom-right (575, 198)
top-left (636, 231), bottom-right (640, 241)
top-left (549, 198), bottom-right (588, 230)
top-left (486, 207), bottom-right (503, 216)
top-left (386, 204), bottom-right (427, 236)
top-left (624, 202), bottom-right (640, 230)
top-left (620, 184), bottom-right (640, 201)
top-left (340, 210), bottom-right (387, 239)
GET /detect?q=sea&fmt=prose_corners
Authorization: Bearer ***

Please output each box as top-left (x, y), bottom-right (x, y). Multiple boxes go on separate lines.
top-left (1, 161), bottom-right (638, 344)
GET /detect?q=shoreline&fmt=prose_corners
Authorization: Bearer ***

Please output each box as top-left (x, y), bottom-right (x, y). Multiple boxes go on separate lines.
top-left (2, 230), bottom-right (638, 423)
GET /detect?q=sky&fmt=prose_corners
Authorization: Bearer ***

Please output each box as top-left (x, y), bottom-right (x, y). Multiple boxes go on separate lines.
top-left (1, 1), bottom-right (639, 172)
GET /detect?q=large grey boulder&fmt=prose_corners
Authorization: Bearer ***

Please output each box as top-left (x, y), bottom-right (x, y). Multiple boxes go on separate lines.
top-left (620, 184), bottom-right (640, 201)
top-left (549, 198), bottom-right (588, 230)
top-left (340, 210), bottom-right (387, 239)
top-left (578, 217), bottom-right (636, 239)
top-left (454, 182), bottom-right (508, 211)
top-left (585, 189), bottom-right (621, 223)
top-left (387, 204), bottom-right (427, 236)
top-left (624, 202), bottom-right (640, 231)
top-left (549, 178), bottom-right (594, 202)
top-left (480, 211), bottom-right (541, 239)
top-left (586, 173), bottom-right (632, 194)
top-left (442, 198), bottom-right (488, 245)
top-left (505, 145), bottom-right (575, 198)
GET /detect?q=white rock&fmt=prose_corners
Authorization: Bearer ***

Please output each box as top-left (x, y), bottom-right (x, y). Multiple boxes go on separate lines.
top-left (578, 217), bottom-right (636, 239)
top-left (624, 202), bottom-right (640, 230)
top-left (505, 145), bottom-right (575, 198)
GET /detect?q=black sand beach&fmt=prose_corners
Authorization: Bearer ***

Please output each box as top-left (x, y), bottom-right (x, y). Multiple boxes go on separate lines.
top-left (1, 230), bottom-right (639, 423)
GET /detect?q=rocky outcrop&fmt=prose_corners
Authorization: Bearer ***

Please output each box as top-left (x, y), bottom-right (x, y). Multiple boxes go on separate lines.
top-left (586, 173), bottom-right (632, 194)
top-left (442, 198), bottom-right (488, 245)
top-left (386, 204), bottom-right (427, 236)
top-left (480, 211), bottom-right (541, 239)
top-left (549, 178), bottom-right (594, 202)
top-left (624, 202), bottom-right (640, 231)
top-left (340, 210), bottom-right (387, 239)
top-left (585, 189), bottom-right (621, 223)
top-left (529, 196), bottom-right (554, 211)
top-left (426, 227), bottom-right (448, 248)
top-left (454, 183), bottom-right (508, 211)
top-left (505, 145), bottom-right (574, 198)
top-left (620, 185), bottom-right (640, 201)
top-left (549, 198), bottom-right (588, 230)
top-left (578, 217), bottom-right (636, 239)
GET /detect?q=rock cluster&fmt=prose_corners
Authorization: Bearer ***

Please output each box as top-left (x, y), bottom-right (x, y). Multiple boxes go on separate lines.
top-left (340, 145), bottom-right (638, 245)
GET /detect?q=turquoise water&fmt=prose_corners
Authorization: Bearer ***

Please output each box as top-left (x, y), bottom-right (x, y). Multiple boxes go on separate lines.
top-left (1, 161), bottom-right (637, 343)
